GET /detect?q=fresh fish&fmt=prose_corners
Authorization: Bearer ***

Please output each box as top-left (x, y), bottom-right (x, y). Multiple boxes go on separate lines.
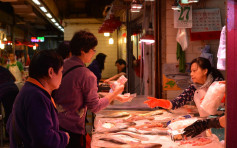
top-left (125, 115), bottom-right (154, 122)
top-left (138, 110), bottom-right (164, 116)
top-left (128, 143), bottom-right (162, 148)
top-left (101, 112), bottom-right (130, 118)
top-left (99, 137), bottom-right (127, 145)
top-left (107, 133), bottom-right (141, 144)
top-left (116, 131), bottom-right (149, 141)
top-left (143, 143), bottom-right (162, 148)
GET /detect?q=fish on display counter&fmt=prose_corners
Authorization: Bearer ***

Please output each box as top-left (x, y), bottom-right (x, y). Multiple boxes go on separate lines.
top-left (100, 111), bottom-right (130, 118)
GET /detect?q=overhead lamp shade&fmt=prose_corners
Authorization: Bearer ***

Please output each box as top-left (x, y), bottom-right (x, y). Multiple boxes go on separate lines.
top-left (172, 0), bottom-right (181, 10)
top-left (98, 26), bottom-right (114, 33)
top-left (15, 40), bottom-right (22, 46)
top-left (188, 0), bottom-right (199, 2)
top-left (131, 0), bottom-right (143, 9)
top-left (98, 14), bottom-right (121, 33)
top-left (3, 41), bottom-right (12, 44)
top-left (140, 34), bottom-right (155, 44)
top-left (172, 5), bottom-right (181, 10)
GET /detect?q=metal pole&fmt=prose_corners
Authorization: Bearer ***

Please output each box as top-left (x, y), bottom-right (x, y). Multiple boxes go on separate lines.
top-left (126, 2), bottom-right (133, 93)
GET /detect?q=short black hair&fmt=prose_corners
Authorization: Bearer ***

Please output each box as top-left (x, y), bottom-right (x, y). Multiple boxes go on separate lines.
top-left (70, 30), bottom-right (98, 56)
top-left (115, 59), bottom-right (126, 66)
top-left (56, 41), bottom-right (70, 59)
top-left (95, 53), bottom-right (107, 70)
top-left (29, 50), bottom-right (63, 79)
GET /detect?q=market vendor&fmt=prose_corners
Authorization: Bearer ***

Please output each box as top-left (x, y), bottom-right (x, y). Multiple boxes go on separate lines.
top-left (144, 57), bottom-right (224, 117)
top-left (103, 59), bottom-right (126, 83)
top-left (7, 51), bottom-right (25, 83)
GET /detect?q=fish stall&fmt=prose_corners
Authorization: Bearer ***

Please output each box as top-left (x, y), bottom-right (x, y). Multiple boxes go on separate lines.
top-left (91, 95), bottom-right (224, 148)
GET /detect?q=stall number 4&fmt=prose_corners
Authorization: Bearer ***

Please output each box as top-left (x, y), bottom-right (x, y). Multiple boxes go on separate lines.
top-left (178, 7), bottom-right (190, 21)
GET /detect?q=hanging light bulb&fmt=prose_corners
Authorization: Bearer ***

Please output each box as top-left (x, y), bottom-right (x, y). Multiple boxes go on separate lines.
top-left (172, 0), bottom-right (181, 11)
top-left (104, 33), bottom-right (110, 37)
top-left (109, 38), bottom-right (114, 44)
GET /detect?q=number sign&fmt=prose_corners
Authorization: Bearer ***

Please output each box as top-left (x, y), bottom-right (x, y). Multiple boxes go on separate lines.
top-left (174, 5), bottom-right (192, 28)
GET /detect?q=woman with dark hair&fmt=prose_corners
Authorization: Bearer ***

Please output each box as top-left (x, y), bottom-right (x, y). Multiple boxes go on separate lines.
top-left (88, 53), bottom-right (107, 85)
top-left (54, 30), bottom-right (128, 148)
top-left (56, 41), bottom-right (71, 60)
top-left (7, 50), bottom-right (70, 148)
top-left (144, 57), bottom-right (224, 118)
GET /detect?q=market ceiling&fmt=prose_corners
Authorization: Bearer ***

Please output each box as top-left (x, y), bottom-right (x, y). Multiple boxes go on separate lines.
top-left (0, 0), bottom-right (115, 35)
top-left (54, 0), bottom-right (114, 19)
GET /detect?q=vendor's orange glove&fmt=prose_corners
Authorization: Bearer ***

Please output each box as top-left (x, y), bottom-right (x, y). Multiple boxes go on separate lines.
top-left (221, 94), bottom-right (225, 103)
top-left (144, 97), bottom-right (172, 109)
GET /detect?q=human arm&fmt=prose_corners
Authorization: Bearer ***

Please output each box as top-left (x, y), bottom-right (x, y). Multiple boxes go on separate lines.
top-left (144, 97), bottom-right (172, 109)
top-left (83, 73), bottom-right (124, 113)
top-left (104, 85), bottom-right (124, 103)
top-left (170, 85), bottom-right (196, 109)
top-left (183, 117), bottom-right (224, 138)
top-left (104, 72), bottom-right (126, 83)
top-left (27, 94), bottom-right (68, 148)
top-left (144, 85), bottom-right (196, 109)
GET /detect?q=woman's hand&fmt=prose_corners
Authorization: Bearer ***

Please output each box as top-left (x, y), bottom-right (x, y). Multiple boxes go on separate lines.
top-left (115, 94), bottom-right (133, 103)
top-left (144, 97), bottom-right (172, 109)
top-left (113, 84), bottom-right (124, 95)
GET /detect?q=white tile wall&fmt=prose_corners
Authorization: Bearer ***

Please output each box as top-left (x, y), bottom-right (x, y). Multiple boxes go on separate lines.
top-left (64, 21), bottom-right (118, 78)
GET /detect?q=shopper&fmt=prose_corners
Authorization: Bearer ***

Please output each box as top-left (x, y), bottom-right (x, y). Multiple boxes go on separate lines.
top-left (0, 66), bottom-right (19, 138)
top-left (7, 51), bottom-right (25, 83)
top-left (54, 30), bottom-right (128, 148)
top-left (56, 41), bottom-right (71, 60)
top-left (7, 50), bottom-right (69, 148)
top-left (103, 59), bottom-right (126, 83)
top-left (88, 53), bottom-right (107, 85)
top-left (144, 57), bottom-right (224, 117)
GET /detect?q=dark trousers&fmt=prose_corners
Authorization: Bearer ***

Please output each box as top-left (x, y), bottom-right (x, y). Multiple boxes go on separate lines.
top-left (2, 89), bottom-right (18, 124)
top-left (60, 127), bottom-right (86, 148)
top-left (1, 88), bottom-right (18, 138)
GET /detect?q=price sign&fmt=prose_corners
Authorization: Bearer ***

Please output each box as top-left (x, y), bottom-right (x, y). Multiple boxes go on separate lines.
top-left (174, 5), bottom-right (192, 28)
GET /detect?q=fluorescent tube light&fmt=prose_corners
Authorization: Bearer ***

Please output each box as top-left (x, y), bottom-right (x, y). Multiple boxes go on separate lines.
top-left (51, 18), bottom-right (56, 23)
top-left (32, 0), bottom-right (41, 5)
top-left (40, 6), bottom-right (47, 13)
top-left (46, 13), bottom-right (52, 18)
